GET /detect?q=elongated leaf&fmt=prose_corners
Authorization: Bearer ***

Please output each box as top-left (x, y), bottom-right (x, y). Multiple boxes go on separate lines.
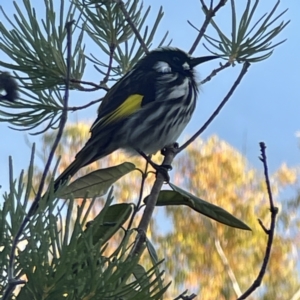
top-left (146, 238), bottom-right (159, 264)
top-left (132, 264), bottom-right (150, 296)
top-left (203, 0), bottom-right (288, 63)
top-left (59, 162), bottom-right (135, 198)
top-left (85, 203), bottom-right (133, 245)
top-left (152, 183), bottom-right (251, 230)
top-left (145, 238), bottom-right (165, 293)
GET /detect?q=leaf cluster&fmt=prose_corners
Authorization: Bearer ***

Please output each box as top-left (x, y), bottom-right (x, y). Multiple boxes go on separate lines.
top-left (203, 0), bottom-right (289, 62)
top-left (0, 151), bottom-right (169, 299)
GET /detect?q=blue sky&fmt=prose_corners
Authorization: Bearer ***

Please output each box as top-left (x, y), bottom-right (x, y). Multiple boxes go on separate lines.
top-left (0, 0), bottom-right (299, 194)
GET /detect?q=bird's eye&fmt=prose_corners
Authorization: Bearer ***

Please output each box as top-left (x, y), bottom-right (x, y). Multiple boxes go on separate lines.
top-left (173, 56), bottom-right (180, 62)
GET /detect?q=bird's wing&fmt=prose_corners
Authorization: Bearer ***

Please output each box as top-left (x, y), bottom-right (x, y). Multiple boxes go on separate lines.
top-left (90, 69), bottom-right (156, 134)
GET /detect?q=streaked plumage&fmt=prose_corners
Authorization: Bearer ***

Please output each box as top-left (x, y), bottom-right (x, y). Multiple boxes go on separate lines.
top-left (54, 47), bottom-right (217, 189)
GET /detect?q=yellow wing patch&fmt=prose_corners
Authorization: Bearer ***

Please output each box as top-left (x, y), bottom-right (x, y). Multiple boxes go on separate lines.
top-left (93, 94), bottom-right (144, 130)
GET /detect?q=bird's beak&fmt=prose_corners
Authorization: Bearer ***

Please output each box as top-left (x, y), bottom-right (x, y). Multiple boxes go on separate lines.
top-left (190, 56), bottom-right (218, 67)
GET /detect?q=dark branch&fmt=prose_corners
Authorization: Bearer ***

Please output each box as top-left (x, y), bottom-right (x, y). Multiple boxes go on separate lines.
top-left (130, 146), bottom-right (176, 256)
top-left (115, 0), bottom-right (149, 54)
top-left (2, 20), bottom-right (75, 300)
top-left (67, 97), bottom-right (103, 112)
top-left (259, 142), bottom-right (276, 209)
top-left (189, 0), bottom-right (227, 55)
top-left (200, 61), bottom-right (231, 85)
top-left (101, 44), bottom-right (116, 85)
top-left (126, 161), bottom-right (149, 231)
top-left (174, 290), bottom-right (197, 300)
top-left (178, 61), bottom-right (250, 152)
top-left (70, 78), bottom-right (109, 92)
top-left (237, 142), bottom-right (278, 299)
top-left (28, 19), bottom-right (75, 217)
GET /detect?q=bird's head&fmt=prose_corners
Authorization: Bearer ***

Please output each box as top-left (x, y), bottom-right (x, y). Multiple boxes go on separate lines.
top-left (136, 47), bottom-right (218, 76)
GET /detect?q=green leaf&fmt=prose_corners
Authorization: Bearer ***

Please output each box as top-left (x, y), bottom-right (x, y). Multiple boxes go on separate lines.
top-left (203, 0), bottom-right (289, 63)
top-left (154, 183), bottom-right (251, 231)
top-left (81, 203), bottom-right (133, 246)
top-left (145, 238), bottom-right (165, 294)
top-left (146, 238), bottom-right (159, 264)
top-left (58, 162), bottom-right (136, 198)
top-left (132, 264), bottom-right (147, 281)
top-left (132, 264), bottom-right (151, 294)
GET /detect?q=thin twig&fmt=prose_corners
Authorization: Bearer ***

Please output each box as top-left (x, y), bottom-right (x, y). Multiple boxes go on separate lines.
top-left (258, 218), bottom-right (269, 234)
top-left (178, 61), bottom-right (250, 153)
top-left (115, 0), bottom-right (149, 54)
top-left (200, 61), bottom-right (231, 84)
top-left (70, 78), bottom-right (109, 92)
top-left (126, 161), bottom-right (149, 231)
top-left (67, 97), bottom-right (103, 111)
top-left (173, 290), bottom-right (197, 300)
top-left (259, 143), bottom-right (276, 210)
top-left (28, 20), bottom-right (74, 216)
top-left (189, 0), bottom-right (227, 55)
top-left (2, 20), bottom-right (75, 300)
top-left (130, 146), bottom-right (176, 256)
top-left (101, 44), bottom-right (116, 85)
top-left (214, 237), bottom-right (242, 297)
top-left (237, 142), bottom-right (278, 299)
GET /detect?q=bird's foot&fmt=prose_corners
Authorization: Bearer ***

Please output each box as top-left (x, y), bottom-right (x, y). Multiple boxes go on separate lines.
top-left (136, 149), bottom-right (171, 182)
top-left (160, 142), bottom-right (179, 156)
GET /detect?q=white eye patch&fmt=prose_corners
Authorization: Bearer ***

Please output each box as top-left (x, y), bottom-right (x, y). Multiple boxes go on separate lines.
top-left (153, 61), bottom-right (172, 73)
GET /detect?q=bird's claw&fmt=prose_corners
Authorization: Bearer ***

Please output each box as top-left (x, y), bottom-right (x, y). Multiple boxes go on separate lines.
top-left (161, 143), bottom-right (179, 156)
top-left (135, 148), bottom-right (171, 182)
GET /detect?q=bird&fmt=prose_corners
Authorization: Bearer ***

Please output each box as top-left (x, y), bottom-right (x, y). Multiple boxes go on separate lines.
top-left (53, 47), bottom-right (218, 190)
top-left (0, 72), bottom-right (19, 102)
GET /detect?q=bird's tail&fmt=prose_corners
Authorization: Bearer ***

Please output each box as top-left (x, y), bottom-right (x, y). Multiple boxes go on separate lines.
top-left (29, 135), bottom-right (117, 216)
top-left (53, 144), bottom-right (116, 192)
top-left (53, 158), bottom-right (83, 192)
top-left (28, 159), bottom-right (82, 217)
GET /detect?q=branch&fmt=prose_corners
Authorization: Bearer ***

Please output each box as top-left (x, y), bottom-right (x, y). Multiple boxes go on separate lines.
top-left (178, 61), bottom-right (250, 152)
top-left (174, 290), bottom-right (197, 300)
top-left (130, 146), bottom-right (176, 256)
top-left (100, 43), bottom-right (116, 85)
top-left (28, 20), bottom-right (74, 216)
top-left (126, 161), bottom-right (149, 231)
top-left (189, 0), bottom-right (227, 55)
top-left (214, 238), bottom-right (242, 297)
top-left (259, 143), bottom-right (276, 210)
top-left (114, 0), bottom-right (149, 54)
top-left (290, 286), bottom-right (300, 300)
top-left (67, 97), bottom-right (103, 111)
top-left (200, 61), bottom-right (231, 85)
top-left (2, 20), bottom-right (75, 300)
top-left (237, 142), bottom-right (278, 299)
top-left (70, 78), bottom-right (109, 92)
